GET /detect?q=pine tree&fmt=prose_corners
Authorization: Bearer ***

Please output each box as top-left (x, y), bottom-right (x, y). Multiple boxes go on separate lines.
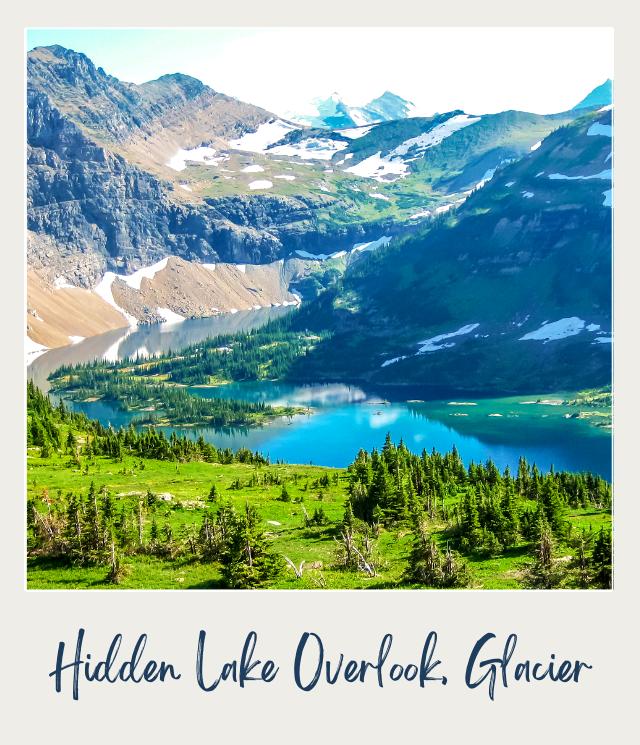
top-left (406, 524), bottom-right (444, 587)
top-left (279, 484), bottom-right (291, 502)
top-left (220, 503), bottom-right (280, 589)
top-left (342, 501), bottom-right (355, 533)
top-left (541, 478), bottom-right (566, 536)
top-left (500, 480), bottom-right (520, 548)
top-left (591, 529), bottom-right (612, 588)
top-left (569, 532), bottom-right (592, 588)
top-left (441, 544), bottom-right (470, 588)
top-left (64, 495), bottom-right (84, 564)
top-left (460, 487), bottom-right (482, 551)
top-left (524, 509), bottom-right (566, 589)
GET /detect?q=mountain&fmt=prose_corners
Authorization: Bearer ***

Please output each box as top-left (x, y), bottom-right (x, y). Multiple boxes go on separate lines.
top-left (27, 46), bottom-right (395, 286)
top-left (292, 91), bottom-right (416, 128)
top-left (27, 44), bottom-right (598, 360)
top-left (573, 79), bottom-right (612, 110)
top-left (366, 91), bottom-right (416, 121)
top-left (290, 107), bottom-right (612, 393)
top-left (27, 256), bottom-right (314, 349)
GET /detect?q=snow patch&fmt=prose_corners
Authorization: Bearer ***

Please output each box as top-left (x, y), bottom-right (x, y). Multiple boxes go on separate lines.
top-left (179, 184), bottom-right (192, 192)
top-left (519, 317), bottom-right (587, 342)
top-left (587, 122), bottom-right (612, 138)
top-left (522, 191), bottom-right (534, 199)
top-left (93, 273), bottom-right (138, 327)
top-left (344, 151), bottom-right (408, 182)
top-left (593, 336), bottom-right (612, 344)
top-left (435, 203), bottom-right (455, 214)
top-left (248, 180), bottom-right (273, 190)
top-left (603, 189), bottom-right (612, 207)
top-left (475, 168), bottom-right (496, 189)
top-left (53, 276), bottom-right (75, 289)
top-left (167, 146), bottom-right (227, 172)
top-left (121, 258), bottom-right (170, 291)
top-left (269, 138), bottom-right (348, 161)
top-left (530, 140), bottom-right (542, 151)
top-left (381, 356), bottom-right (408, 368)
top-left (417, 323), bottom-right (480, 353)
top-left (241, 164), bottom-right (265, 173)
top-left (351, 235), bottom-right (392, 255)
top-left (339, 125), bottom-right (374, 139)
top-left (295, 250), bottom-right (326, 260)
top-left (295, 249), bottom-right (348, 261)
top-left (548, 170), bottom-right (611, 181)
top-left (505, 181), bottom-right (515, 187)
top-left (68, 335), bottom-right (85, 345)
top-left (274, 174), bottom-right (296, 181)
top-left (26, 336), bottom-right (49, 366)
top-left (229, 119), bottom-right (297, 153)
top-left (390, 114), bottom-right (481, 158)
top-left (369, 192), bottom-right (391, 201)
top-left (157, 307), bottom-right (185, 326)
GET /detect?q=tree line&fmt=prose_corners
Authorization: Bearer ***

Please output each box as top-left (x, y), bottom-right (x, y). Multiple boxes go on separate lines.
top-left (344, 434), bottom-right (612, 589)
top-left (52, 314), bottom-right (330, 387)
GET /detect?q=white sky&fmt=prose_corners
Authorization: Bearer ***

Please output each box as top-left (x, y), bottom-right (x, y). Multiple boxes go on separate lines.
top-left (27, 27), bottom-right (613, 116)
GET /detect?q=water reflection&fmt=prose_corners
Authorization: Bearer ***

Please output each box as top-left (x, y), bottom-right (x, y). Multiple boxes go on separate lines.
top-left (28, 306), bottom-right (291, 392)
top-left (67, 382), bottom-right (611, 479)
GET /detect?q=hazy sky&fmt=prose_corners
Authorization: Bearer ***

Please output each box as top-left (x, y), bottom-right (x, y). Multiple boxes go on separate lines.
top-left (26, 28), bottom-right (613, 117)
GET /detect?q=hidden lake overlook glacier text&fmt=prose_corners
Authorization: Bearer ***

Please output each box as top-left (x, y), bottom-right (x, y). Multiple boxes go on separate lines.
top-left (49, 628), bottom-right (593, 702)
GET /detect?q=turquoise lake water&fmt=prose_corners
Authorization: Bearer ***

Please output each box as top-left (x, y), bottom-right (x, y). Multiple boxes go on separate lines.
top-left (29, 314), bottom-right (612, 480)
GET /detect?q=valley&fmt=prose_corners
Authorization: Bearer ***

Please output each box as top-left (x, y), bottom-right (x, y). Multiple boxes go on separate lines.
top-left (25, 42), bottom-right (613, 591)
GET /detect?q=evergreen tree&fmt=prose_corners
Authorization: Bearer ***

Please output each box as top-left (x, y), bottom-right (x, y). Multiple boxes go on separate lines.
top-left (220, 503), bottom-right (280, 589)
top-left (591, 529), bottom-right (612, 588)
top-left (523, 509), bottom-right (566, 589)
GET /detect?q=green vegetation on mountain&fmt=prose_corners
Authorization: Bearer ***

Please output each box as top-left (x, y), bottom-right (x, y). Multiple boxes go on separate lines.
top-left (51, 315), bottom-right (330, 387)
top-left (284, 108), bottom-right (612, 394)
top-left (48, 369), bottom-right (300, 427)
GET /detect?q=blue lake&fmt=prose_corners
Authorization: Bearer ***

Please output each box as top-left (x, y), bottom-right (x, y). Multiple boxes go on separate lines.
top-left (29, 314), bottom-right (612, 480)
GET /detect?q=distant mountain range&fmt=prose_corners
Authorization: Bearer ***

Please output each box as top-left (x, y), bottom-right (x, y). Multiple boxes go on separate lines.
top-left (290, 91), bottom-right (416, 128)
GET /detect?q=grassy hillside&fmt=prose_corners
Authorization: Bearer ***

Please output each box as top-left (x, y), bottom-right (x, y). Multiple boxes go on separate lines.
top-left (27, 383), bottom-right (611, 590)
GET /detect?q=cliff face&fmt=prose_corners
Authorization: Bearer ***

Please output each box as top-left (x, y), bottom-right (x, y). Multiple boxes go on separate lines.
top-left (26, 46), bottom-right (393, 286)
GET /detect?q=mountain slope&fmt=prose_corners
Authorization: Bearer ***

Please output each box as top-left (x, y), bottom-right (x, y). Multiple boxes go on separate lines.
top-left (26, 256), bottom-right (323, 351)
top-left (291, 108), bottom-right (612, 393)
top-left (27, 44), bottom-right (608, 363)
top-left (27, 46), bottom-right (396, 289)
top-left (573, 79), bottom-right (612, 110)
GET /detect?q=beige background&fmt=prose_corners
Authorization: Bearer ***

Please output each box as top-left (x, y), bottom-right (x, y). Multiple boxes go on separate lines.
top-left (2, 2), bottom-right (637, 742)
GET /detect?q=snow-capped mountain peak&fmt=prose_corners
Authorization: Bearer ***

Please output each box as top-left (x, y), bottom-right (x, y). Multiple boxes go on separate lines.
top-left (291, 91), bottom-right (417, 129)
